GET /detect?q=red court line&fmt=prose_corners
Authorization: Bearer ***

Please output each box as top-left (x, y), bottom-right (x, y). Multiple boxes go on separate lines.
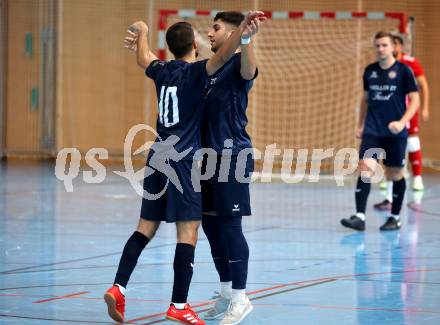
top-left (0, 292), bottom-right (166, 303)
top-left (124, 283), bottom-right (311, 323)
top-left (125, 267), bottom-right (440, 323)
top-left (33, 291), bottom-right (89, 304)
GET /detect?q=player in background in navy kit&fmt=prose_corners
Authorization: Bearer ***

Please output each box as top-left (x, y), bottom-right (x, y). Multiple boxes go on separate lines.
top-left (375, 34), bottom-right (431, 210)
top-left (104, 12), bottom-right (265, 325)
top-left (341, 31), bottom-right (420, 232)
top-left (200, 11), bottom-right (261, 324)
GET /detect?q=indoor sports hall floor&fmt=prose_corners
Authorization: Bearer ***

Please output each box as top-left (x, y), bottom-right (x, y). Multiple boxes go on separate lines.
top-left (1, 161), bottom-right (440, 324)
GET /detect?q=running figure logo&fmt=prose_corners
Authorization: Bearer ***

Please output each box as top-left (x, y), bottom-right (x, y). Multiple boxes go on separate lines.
top-left (115, 124), bottom-right (192, 200)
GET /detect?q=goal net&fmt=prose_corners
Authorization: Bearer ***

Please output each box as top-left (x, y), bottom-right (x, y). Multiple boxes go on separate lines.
top-left (163, 11), bottom-right (408, 174)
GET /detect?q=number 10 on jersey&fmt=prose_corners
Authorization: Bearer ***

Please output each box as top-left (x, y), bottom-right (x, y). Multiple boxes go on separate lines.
top-left (158, 86), bottom-right (179, 127)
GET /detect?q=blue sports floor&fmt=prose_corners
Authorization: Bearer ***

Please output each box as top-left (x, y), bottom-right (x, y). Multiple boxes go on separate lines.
top-left (1, 161), bottom-right (440, 324)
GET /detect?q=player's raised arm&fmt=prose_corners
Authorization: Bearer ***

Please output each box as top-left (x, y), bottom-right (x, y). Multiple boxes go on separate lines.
top-left (124, 21), bottom-right (158, 69)
top-left (240, 16), bottom-right (260, 80)
top-left (206, 11), bottom-right (266, 76)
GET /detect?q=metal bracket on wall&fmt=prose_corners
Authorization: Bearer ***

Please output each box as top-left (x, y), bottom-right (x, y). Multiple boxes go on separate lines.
top-left (30, 87), bottom-right (39, 111)
top-left (25, 32), bottom-right (33, 57)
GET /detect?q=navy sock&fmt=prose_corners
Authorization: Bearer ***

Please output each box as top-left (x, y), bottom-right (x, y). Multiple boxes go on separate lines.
top-left (219, 216), bottom-right (249, 290)
top-left (114, 231), bottom-right (150, 288)
top-left (355, 176), bottom-right (371, 214)
top-left (171, 243), bottom-right (195, 303)
top-left (391, 178), bottom-right (406, 216)
top-left (202, 215), bottom-right (231, 282)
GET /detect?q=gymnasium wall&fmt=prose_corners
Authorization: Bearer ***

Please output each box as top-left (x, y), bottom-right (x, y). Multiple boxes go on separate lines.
top-left (5, 0), bottom-right (41, 155)
top-left (2, 0), bottom-right (440, 168)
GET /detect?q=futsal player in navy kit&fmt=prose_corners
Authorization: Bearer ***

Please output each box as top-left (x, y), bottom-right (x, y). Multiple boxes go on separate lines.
top-left (341, 31), bottom-right (419, 232)
top-left (200, 12), bottom-right (261, 324)
top-left (103, 13), bottom-right (265, 325)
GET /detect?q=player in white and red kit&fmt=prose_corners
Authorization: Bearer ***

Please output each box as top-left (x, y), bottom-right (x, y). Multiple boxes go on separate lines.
top-left (395, 35), bottom-right (430, 191)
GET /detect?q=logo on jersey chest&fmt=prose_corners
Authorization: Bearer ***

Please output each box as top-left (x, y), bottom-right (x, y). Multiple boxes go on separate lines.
top-left (369, 71), bottom-right (378, 79)
top-left (388, 71), bottom-right (397, 79)
top-left (210, 77), bottom-right (218, 85)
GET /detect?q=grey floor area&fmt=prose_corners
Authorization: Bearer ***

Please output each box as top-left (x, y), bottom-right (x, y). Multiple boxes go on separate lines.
top-left (1, 161), bottom-right (440, 324)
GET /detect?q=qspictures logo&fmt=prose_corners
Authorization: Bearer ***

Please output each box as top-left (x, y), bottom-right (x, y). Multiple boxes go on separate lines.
top-left (55, 124), bottom-right (386, 199)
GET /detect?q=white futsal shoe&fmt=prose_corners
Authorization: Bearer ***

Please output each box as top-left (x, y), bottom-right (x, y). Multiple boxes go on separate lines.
top-left (204, 296), bottom-right (231, 320)
top-left (220, 296), bottom-right (253, 325)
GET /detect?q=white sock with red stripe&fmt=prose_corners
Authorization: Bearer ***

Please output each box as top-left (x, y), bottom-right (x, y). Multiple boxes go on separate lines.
top-left (407, 136), bottom-right (422, 177)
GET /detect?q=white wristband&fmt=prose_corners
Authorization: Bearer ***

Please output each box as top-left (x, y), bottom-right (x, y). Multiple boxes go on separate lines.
top-left (241, 36), bottom-right (251, 45)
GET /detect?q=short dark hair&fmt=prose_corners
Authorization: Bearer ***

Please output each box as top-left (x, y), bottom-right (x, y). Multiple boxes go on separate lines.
top-left (214, 11), bottom-right (245, 27)
top-left (374, 31), bottom-right (394, 42)
top-left (166, 21), bottom-right (194, 59)
top-left (393, 34), bottom-right (404, 45)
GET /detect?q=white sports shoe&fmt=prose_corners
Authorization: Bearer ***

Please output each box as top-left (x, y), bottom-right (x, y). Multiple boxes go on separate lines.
top-left (204, 296), bottom-right (231, 320)
top-left (219, 296), bottom-right (253, 325)
top-left (412, 176), bottom-right (424, 191)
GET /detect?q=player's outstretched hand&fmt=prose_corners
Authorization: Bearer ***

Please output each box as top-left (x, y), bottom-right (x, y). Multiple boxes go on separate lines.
top-left (242, 11), bottom-right (267, 38)
top-left (124, 30), bottom-right (138, 51)
top-left (388, 121), bottom-right (405, 134)
top-left (243, 18), bottom-right (260, 39)
top-left (128, 21), bottom-right (148, 34)
top-left (124, 21), bottom-right (148, 51)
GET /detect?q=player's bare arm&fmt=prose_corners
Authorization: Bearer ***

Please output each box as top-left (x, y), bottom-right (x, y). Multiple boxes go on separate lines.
top-left (389, 91), bottom-right (420, 134)
top-left (356, 91), bottom-right (368, 138)
top-left (417, 75), bottom-right (430, 121)
top-left (240, 18), bottom-right (260, 80)
top-left (206, 11), bottom-right (266, 76)
top-left (124, 21), bottom-right (158, 69)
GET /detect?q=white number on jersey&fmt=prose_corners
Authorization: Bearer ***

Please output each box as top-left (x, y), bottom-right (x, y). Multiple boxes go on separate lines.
top-left (158, 86), bottom-right (179, 127)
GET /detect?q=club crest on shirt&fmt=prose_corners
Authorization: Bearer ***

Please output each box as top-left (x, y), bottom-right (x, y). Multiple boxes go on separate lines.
top-left (388, 71), bottom-right (397, 79)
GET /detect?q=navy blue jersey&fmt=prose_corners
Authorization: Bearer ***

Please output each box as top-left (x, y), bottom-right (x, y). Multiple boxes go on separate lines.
top-left (202, 53), bottom-right (257, 154)
top-left (146, 59), bottom-right (208, 159)
top-left (363, 61), bottom-right (418, 138)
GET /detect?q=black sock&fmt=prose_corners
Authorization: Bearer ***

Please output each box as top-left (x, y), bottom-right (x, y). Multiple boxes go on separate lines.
top-left (202, 215), bottom-right (231, 282)
top-left (171, 243), bottom-right (195, 304)
top-left (391, 178), bottom-right (406, 216)
top-left (355, 176), bottom-right (371, 214)
top-left (114, 231), bottom-right (150, 288)
top-left (219, 216), bottom-right (249, 290)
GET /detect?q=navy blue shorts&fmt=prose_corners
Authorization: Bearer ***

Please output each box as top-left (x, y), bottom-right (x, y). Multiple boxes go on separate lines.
top-left (140, 155), bottom-right (201, 223)
top-left (359, 135), bottom-right (407, 167)
top-left (201, 154), bottom-right (254, 217)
